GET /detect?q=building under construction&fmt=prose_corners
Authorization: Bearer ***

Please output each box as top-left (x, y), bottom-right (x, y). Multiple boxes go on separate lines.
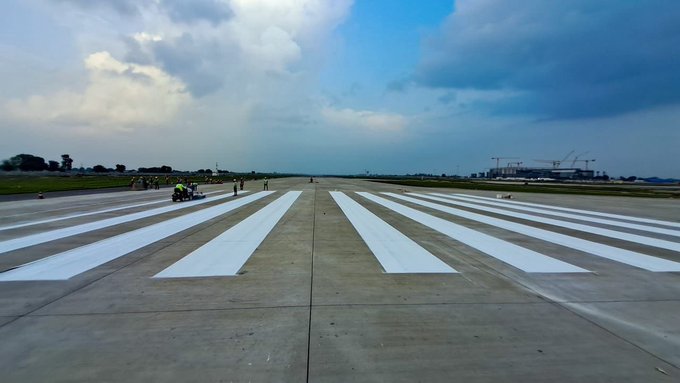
top-left (486, 152), bottom-right (598, 180)
top-left (487, 166), bottom-right (595, 180)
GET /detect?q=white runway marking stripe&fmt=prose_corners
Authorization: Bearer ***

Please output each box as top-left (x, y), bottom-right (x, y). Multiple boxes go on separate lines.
top-left (0, 192), bottom-right (221, 232)
top-left (357, 193), bottom-right (587, 273)
top-left (454, 193), bottom-right (680, 229)
top-left (154, 191), bottom-right (302, 278)
top-left (0, 191), bottom-right (248, 255)
top-left (436, 194), bottom-right (680, 238)
top-left (0, 192), bottom-right (273, 281)
top-left (416, 194), bottom-right (680, 253)
top-left (330, 192), bottom-right (456, 274)
top-left (398, 193), bottom-right (680, 272)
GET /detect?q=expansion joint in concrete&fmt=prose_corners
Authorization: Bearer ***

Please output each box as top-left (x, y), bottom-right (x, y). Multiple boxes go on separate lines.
top-left (306, 184), bottom-right (318, 383)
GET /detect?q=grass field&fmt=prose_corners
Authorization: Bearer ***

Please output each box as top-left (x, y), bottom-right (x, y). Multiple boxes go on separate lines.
top-left (0, 175), bottom-right (131, 195)
top-left (0, 173), bottom-right (282, 195)
top-left (0, 175), bottom-right (214, 195)
top-left (372, 179), bottom-right (680, 198)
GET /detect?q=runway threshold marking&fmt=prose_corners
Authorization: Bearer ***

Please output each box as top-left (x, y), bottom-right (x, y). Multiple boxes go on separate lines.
top-left (357, 192), bottom-right (587, 273)
top-left (154, 191), bottom-right (302, 278)
top-left (0, 191), bottom-right (222, 232)
top-left (453, 193), bottom-right (680, 229)
top-left (0, 192), bottom-right (248, 255)
top-left (410, 194), bottom-right (680, 253)
top-left (0, 192), bottom-right (273, 281)
top-left (434, 194), bottom-right (680, 238)
top-left (400, 193), bottom-right (680, 272)
top-left (330, 192), bottom-right (457, 274)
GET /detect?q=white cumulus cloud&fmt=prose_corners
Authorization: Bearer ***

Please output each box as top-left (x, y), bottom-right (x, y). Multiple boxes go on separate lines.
top-left (4, 51), bottom-right (190, 132)
top-left (227, 0), bottom-right (352, 73)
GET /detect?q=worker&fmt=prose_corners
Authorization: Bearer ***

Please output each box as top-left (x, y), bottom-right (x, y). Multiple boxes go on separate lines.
top-left (175, 182), bottom-right (187, 201)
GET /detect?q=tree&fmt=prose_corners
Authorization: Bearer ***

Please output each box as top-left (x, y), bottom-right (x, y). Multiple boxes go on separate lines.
top-left (93, 165), bottom-right (108, 173)
top-left (61, 154), bottom-right (73, 171)
top-left (48, 161), bottom-right (60, 172)
top-left (11, 154), bottom-right (47, 171)
top-left (138, 165), bottom-right (173, 173)
top-left (1, 160), bottom-right (15, 171)
top-left (115, 164), bottom-right (126, 173)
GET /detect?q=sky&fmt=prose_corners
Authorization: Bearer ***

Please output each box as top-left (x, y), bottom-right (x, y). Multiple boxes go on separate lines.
top-left (1, 0), bottom-right (679, 177)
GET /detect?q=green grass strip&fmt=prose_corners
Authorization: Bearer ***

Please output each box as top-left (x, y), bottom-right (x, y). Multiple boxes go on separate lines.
top-left (371, 179), bottom-right (680, 198)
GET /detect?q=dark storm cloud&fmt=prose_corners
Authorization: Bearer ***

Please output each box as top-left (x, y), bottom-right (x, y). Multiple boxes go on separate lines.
top-left (415, 0), bottom-right (680, 119)
top-left (161, 0), bottom-right (232, 26)
top-left (151, 33), bottom-right (226, 97)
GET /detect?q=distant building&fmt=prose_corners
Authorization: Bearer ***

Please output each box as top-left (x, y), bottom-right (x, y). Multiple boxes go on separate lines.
top-left (488, 166), bottom-right (594, 180)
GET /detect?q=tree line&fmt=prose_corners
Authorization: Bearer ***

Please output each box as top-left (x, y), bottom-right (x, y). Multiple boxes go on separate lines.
top-left (0, 153), bottom-right (172, 174)
top-left (1, 154), bottom-right (73, 172)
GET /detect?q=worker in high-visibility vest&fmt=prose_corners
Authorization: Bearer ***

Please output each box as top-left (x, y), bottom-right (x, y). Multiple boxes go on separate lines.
top-left (174, 183), bottom-right (187, 200)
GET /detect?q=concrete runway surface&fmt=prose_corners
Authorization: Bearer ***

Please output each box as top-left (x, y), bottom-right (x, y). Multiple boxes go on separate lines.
top-left (0, 177), bottom-right (678, 382)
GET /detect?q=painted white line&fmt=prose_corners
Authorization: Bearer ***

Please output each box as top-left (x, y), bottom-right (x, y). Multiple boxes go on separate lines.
top-left (0, 192), bottom-right (273, 281)
top-left (154, 191), bottom-right (302, 278)
top-left (0, 191), bottom-right (249, 255)
top-left (436, 194), bottom-right (680, 238)
top-left (357, 192), bottom-right (587, 273)
top-left (330, 192), bottom-right (456, 274)
top-left (0, 191), bottom-right (222, 232)
top-left (398, 193), bottom-right (680, 272)
top-left (453, 193), bottom-right (680, 229)
top-left (410, 194), bottom-right (680, 253)
top-left (0, 189), bottom-right (170, 218)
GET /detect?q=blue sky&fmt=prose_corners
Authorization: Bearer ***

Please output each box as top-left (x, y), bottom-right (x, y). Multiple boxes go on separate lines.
top-left (1, 0), bottom-right (679, 177)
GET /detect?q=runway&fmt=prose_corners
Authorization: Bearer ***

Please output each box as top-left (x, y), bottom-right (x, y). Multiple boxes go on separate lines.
top-left (0, 177), bottom-right (678, 382)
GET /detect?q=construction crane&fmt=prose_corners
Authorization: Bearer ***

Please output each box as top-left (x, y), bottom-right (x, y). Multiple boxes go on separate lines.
top-left (490, 157), bottom-right (519, 178)
top-left (533, 150), bottom-right (575, 169)
top-left (507, 161), bottom-right (523, 168)
top-left (572, 159), bottom-right (596, 170)
top-left (534, 159), bottom-right (562, 169)
top-left (570, 151), bottom-right (589, 167)
top-left (491, 157), bottom-right (519, 170)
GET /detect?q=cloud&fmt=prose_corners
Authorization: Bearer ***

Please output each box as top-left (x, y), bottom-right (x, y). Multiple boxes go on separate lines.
top-left (321, 106), bottom-right (407, 132)
top-left (149, 33), bottom-right (228, 97)
top-left (4, 51), bottom-right (190, 131)
top-left (227, 0), bottom-right (352, 72)
top-left (386, 78), bottom-right (411, 93)
top-left (120, 0), bottom-right (353, 98)
top-left (52, 0), bottom-right (147, 15)
top-left (415, 0), bottom-right (680, 119)
top-left (161, 0), bottom-right (233, 26)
